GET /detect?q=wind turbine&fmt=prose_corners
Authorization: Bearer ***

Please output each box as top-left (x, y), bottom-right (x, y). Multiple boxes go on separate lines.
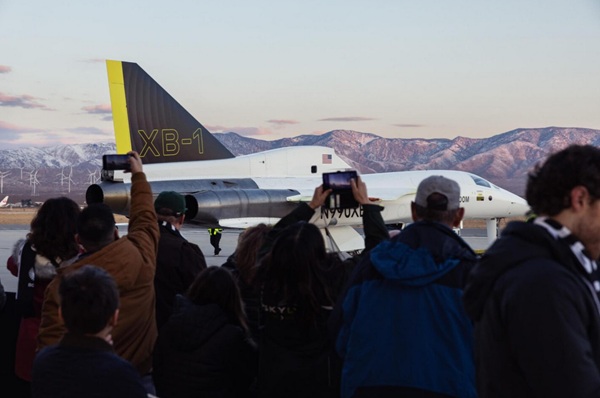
top-left (31, 170), bottom-right (40, 196)
top-left (67, 167), bottom-right (75, 193)
top-left (87, 169), bottom-right (98, 184)
top-left (0, 171), bottom-right (10, 194)
top-left (57, 167), bottom-right (67, 187)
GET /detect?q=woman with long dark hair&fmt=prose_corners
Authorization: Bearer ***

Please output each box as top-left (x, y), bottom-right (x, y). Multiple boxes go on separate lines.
top-left (222, 223), bottom-right (272, 340)
top-left (255, 177), bottom-right (389, 398)
top-left (7, 197), bottom-right (81, 393)
top-left (153, 266), bottom-right (258, 398)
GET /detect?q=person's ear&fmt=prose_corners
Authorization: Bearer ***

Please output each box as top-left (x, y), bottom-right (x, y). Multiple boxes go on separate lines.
top-left (453, 208), bottom-right (465, 228)
top-left (109, 309), bottom-right (120, 327)
top-left (570, 186), bottom-right (590, 212)
top-left (410, 202), bottom-right (418, 222)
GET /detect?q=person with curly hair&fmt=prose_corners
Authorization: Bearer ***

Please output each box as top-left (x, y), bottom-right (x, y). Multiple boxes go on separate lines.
top-left (464, 144), bottom-right (600, 397)
top-left (7, 196), bottom-right (81, 393)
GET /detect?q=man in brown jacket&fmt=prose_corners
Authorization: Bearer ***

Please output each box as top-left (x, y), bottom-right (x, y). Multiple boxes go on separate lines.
top-left (38, 151), bottom-right (159, 388)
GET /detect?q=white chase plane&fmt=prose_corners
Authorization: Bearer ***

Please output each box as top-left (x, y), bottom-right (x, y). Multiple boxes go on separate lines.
top-left (86, 60), bottom-right (529, 252)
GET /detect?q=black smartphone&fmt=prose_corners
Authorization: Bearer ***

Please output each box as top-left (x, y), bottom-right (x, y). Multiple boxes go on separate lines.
top-left (102, 154), bottom-right (131, 171)
top-left (322, 170), bottom-right (359, 209)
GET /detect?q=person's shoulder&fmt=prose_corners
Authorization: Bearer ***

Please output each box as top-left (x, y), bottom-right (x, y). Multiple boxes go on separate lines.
top-left (495, 254), bottom-right (580, 303)
top-left (104, 351), bottom-right (142, 372)
top-left (95, 354), bottom-right (147, 396)
top-left (179, 239), bottom-right (205, 257)
top-left (33, 344), bottom-right (58, 362)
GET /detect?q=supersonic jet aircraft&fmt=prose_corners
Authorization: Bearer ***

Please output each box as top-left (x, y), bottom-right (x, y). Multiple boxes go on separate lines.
top-left (86, 60), bottom-right (530, 252)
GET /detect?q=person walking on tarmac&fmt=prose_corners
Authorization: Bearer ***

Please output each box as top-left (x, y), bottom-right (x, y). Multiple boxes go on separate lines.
top-left (208, 227), bottom-right (223, 255)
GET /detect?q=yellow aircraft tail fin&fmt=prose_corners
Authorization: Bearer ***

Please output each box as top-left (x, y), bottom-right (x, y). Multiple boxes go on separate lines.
top-left (105, 60), bottom-right (234, 164)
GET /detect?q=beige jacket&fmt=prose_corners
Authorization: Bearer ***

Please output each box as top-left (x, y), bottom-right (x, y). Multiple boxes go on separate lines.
top-left (38, 172), bottom-right (159, 375)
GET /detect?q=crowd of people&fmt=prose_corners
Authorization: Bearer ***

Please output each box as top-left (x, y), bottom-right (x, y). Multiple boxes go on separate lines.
top-left (2, 144), bottom-right (600, 397)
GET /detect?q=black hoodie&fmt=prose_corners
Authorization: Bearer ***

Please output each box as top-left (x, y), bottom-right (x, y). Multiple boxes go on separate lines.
top-left (463, 221), bottom-right (600, 398)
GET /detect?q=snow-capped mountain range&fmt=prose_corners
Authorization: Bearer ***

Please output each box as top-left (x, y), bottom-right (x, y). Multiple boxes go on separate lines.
top-left (1, 126), bottom-right (598, 202)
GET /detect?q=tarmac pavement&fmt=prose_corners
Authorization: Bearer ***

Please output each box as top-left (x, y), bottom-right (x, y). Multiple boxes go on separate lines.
top-left (0, 224), bottom-right (491, 293)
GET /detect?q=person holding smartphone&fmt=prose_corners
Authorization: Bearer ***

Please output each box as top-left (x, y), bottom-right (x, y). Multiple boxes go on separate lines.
top-left (254, 175), bottom-right (388, 398)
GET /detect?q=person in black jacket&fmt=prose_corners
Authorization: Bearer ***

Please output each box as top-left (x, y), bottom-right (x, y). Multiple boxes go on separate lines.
top-left (254, 176), bottom-right (388, 398)
top-left (463, 144), bottom-right (600, 397)
top-left (32, 265), bottom-right (147, 398)
top-left (153, 266), bottom-right (257, 398)
top-left (154, 191), bottom-right (207, 331)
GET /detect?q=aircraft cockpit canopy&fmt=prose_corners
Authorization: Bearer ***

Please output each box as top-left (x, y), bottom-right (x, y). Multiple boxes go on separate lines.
top-left (468, 174), bottom-right (500, 190)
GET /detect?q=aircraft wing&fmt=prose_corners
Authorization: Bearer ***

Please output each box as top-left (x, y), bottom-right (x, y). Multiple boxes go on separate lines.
top-left (286, 187), bottom-right (416, 202)
top-left (362, 187), bottom-right (416, 201)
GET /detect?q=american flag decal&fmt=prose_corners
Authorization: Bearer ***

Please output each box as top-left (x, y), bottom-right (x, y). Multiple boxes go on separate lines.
top-left (322, 154), bottom-right (332, 164)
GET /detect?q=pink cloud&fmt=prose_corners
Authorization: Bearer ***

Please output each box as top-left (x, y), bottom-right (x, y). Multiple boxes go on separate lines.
top-left (0, 65), bottom-right (11, 74)
top-left (0, 120), bottom-right (27, 132)
top-left (267, 119), bottom-right (299, 126)
top-left (228, 126), bottom-right (274, 136)
top-left (82, 104), bottom-right (112, 114)
top-left (318, 117), bottom-right (375, 122)
top-left (0, 120), bottom-right (45, 146)
top-left (0, 92), bottom-right (51, 110)
top-left (393, 123), bottom-right (424, 128)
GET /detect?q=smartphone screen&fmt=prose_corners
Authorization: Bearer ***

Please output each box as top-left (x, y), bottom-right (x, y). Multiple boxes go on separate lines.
top-left (102, 154), bottom-right (131, 171)
top-left (322, 170), bottom-right (358, 209)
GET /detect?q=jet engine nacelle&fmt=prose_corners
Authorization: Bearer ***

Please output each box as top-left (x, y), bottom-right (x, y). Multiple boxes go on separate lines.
top-left (184, 189), bottom-right (298, 225)
top-left (86, 181), bottom-right (299, 227)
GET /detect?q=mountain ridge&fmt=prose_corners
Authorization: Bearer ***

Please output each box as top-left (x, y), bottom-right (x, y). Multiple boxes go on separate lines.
top-left (1, 126), bottom-right (598, 202)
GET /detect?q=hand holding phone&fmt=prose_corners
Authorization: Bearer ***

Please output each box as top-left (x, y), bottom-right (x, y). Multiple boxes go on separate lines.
top-left (322, 170), bottom-right (359, 209)
top-left (102, 154), bottom-right (132, 172)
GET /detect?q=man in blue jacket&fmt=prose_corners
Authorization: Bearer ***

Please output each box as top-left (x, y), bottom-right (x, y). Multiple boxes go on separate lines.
top-left (333, 175), bottom-right (478, 398)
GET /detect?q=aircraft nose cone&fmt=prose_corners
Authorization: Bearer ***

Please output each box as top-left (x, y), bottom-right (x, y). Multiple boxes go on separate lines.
top-left (508, 194), bottom-right (530, 217)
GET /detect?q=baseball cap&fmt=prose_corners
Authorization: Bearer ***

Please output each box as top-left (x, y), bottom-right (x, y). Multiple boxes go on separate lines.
top-left (154, 191), bottom-right (186, 216)
top-left (414, 175), bottom-right (460, 211)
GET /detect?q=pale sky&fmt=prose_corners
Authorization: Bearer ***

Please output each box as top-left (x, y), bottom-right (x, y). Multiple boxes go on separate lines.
top-left (1, 0), bottom-right (600, 148)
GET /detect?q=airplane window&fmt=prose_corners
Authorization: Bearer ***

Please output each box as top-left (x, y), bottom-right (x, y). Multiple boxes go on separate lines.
top-left (469, 174), bottom-right (491, 188)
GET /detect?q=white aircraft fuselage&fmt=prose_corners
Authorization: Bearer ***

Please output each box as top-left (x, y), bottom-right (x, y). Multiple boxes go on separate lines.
top-left (102, 146), bottom-right (528, 229)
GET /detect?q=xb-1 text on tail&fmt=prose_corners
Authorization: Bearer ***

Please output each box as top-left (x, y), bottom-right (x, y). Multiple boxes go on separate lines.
top-left (107, 60), bottom-right (234, 164)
